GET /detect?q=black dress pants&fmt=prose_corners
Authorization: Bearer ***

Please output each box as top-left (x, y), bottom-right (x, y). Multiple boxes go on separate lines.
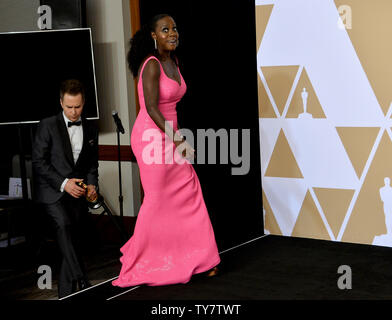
top-left (44, 194), bottom-right (89, 298)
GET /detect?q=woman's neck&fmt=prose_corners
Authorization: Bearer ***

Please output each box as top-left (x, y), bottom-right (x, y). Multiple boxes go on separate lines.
top-left (157, 49), bottom-right (171, 61)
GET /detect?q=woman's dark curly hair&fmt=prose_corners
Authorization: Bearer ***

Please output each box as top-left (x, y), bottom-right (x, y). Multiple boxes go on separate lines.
top-left (127, 13), bottom-right (178, 78)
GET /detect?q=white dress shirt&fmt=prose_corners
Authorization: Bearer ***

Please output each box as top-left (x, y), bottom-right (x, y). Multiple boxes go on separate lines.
top-left (60, 112), bottom-right (84, 192)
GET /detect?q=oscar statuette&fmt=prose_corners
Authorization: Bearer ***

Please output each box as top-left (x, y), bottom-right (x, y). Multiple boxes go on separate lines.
top-left (76, 181), bottom-right (100, 209)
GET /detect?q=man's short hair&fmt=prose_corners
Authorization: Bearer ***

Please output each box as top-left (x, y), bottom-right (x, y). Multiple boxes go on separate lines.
top-left (60, 79), bottom-right (85, 102)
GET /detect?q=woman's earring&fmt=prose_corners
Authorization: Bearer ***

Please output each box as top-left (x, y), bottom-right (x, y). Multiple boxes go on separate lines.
top-left (154, 39), bottom-right (157, 50)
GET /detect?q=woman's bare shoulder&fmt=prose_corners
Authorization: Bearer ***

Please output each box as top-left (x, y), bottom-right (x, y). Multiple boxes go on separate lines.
top-left (139, 55), bottom-right (160, 79)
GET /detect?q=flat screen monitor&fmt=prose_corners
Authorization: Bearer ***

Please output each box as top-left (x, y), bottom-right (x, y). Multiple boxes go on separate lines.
top-left (0, 28), bottom-right (99, 125)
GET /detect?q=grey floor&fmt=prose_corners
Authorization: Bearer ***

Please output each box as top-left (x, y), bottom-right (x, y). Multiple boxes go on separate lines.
top-left (65, 235), bottom-right (392, 301)
top-left (4, 234), bottom-right (392, 301)
top-left (0, 241), bottom-right (122, 300)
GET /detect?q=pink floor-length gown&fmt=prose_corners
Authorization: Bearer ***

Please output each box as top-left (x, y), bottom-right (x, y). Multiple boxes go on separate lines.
top-left (112, 55), bottom-right (220, 287)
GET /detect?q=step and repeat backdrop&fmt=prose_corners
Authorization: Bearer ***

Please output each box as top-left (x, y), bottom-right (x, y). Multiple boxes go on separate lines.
top-left (256, 0), bottom-right (392, 246)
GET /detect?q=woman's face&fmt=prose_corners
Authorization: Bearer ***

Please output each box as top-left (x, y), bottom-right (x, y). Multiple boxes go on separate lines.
top-left (152, 16), bottom-right (179, 52)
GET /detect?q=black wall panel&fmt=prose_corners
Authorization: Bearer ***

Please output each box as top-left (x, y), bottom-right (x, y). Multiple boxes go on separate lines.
top-left (138, 0), bottom-right (264, 251)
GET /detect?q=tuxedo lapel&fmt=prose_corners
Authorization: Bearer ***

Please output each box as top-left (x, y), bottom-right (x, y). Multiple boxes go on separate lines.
top-left (56, 113), bottom-right (75, 167)
top-left (75, 118), bottom-right (88, 167)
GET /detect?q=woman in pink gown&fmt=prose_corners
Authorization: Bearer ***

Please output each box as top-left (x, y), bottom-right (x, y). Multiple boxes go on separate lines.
top-left (112, 14), bottom-right (220, 287)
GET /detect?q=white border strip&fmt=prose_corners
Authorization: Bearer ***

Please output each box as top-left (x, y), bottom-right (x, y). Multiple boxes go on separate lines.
top-left (59, 276), bottom-right (119, 300)
top-left (218, 234), bottom-right (269, 254)
top-left (106, 286), bottom-right (141, 301)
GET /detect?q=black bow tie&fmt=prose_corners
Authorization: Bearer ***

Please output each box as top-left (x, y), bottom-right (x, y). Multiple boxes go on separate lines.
top-left (68, 121), bottom-right (82, 127)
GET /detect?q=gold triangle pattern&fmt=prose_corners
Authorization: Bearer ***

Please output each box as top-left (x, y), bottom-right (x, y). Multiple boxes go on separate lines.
top-left (336, 127), bottom-right (380, 179)
top-left (263, 190), bottom-right (282, 235)
top-left (258, 72), bottom-right (277, 118)
top-left (334, 0), bottom-right (392, 116)
top-left (265, 129), bottom-right (304, 178)
top-left (255, 5), bottom-right (274, 52)
top-left (291, 191), bottom-right (331, 240)
top-left (313, 188), bottom-right (355, 239)
top-left (261, 66), bottom-right (299, 116)
top-left (286, 68), bottom-right (326, 119)
top-left (342, 131), bottom-right (392, 244)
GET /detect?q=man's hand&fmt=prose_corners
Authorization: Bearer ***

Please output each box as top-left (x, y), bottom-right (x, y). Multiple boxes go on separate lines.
top-left (87, 185), bottom-right (97, 201)
top-left (64, 178), bottom-right (86, 198)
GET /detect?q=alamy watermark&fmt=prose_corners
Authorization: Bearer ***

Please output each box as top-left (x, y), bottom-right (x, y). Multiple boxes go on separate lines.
top-left (141, 121), bottom-right (251, 175)
top-left (37, 5), bottom-right (52, 30)
top-left (337, 5), bottom-right (352, 30)
top-left (337, 265), bottom-right (352, 290)
top-left (37, 265), bottom-right (52, 290)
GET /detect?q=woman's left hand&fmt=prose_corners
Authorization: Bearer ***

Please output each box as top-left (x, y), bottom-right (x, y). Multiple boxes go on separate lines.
top-left (175, 140), bottom-right (195, 160)
top-left (182, 141), bottom-right (196, 160)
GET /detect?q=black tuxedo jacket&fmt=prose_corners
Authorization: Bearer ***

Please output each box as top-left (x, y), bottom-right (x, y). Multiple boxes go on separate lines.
top-left (32, 112), bottom-right (99, 204)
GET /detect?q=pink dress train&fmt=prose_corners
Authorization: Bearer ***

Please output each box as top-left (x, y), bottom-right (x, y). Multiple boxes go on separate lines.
top-left (112, 55), bottom-right (220, 287)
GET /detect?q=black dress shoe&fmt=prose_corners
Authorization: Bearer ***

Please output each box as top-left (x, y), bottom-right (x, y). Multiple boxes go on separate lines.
top-left (58, 281), bottom-right (77, 299)
top-left (72, 280), bottom-right (78, 292)
top-left (77, 279), bottom-right (92, 291)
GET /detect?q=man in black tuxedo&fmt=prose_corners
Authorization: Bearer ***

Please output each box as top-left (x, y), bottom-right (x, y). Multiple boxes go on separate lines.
top-left (32, 79), bottom-right (99, 298)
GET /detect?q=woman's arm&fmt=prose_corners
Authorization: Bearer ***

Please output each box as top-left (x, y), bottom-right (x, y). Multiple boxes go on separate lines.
top-left (142, 59), bottom-right (194, 159)
top-left (142, 59), bottom-right (183, 144)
